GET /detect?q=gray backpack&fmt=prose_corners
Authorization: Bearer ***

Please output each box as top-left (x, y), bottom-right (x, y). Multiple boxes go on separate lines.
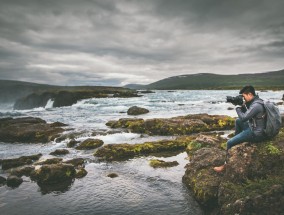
top-left (262, 101), bottom-right (282, 138)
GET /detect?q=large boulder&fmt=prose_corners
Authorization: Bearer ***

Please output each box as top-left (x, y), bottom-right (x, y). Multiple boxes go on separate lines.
top-left (0, 117), bottom-right (65, 143)
top-left (183, 128), bottom-right (284, 214)
top-left (183, 147), bottom-right (226, 209)
top-left (127, 106), bottom-right (149, 115)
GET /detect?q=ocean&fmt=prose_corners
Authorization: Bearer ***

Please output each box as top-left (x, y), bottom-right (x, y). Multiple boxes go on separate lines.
top-left (0, 90), bottom-right (283, 215)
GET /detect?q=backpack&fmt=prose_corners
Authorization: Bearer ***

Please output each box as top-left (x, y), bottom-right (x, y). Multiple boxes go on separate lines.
top-left (262, 101), bottom-right (282, 138)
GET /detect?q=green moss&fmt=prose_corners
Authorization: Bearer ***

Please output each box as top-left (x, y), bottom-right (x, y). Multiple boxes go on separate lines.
top-left (149, 159), bottom-right (179, 168)
top-left (65, 169), bottom-right (72, 177)
top-left (265, 143), bottom-right (281, 155)
top-left (221, 176), bottom-right (284, 205)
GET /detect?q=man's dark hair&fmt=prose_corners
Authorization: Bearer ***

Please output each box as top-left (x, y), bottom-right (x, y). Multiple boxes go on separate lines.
top-left (239, 85), bottom-right (256, 96)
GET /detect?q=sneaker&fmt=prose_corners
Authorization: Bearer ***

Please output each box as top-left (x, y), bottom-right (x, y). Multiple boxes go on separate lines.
top-left (213, 164), bottom-right (225, 173)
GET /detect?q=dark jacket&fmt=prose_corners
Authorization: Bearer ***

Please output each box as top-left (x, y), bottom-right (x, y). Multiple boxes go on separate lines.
top-left (236, 95), bottom-right (266, 136)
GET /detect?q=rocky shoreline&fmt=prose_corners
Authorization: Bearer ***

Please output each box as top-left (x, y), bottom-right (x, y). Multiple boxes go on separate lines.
top-left (0, 113), bottom-right (284, 214)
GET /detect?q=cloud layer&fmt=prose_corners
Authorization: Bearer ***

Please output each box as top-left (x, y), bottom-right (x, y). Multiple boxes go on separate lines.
top-left (0, 0), bottom-right (283, 86)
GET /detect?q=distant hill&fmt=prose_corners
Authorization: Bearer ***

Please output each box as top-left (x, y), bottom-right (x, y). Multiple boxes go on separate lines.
top-left (126, 69), bottom-right (284, 90)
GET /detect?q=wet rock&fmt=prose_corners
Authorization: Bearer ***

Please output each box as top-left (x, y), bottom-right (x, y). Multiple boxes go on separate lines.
top-left (127, 106), bottom-right (150, 115)
top-left (106, 114), bottom-right (235, 135)
top-left (183, 127), bottom-right (284, 214)
top-left (0, 117), bottom-right (65, 143)
top-left (1, 154), bottom-right (42, 170)
top-left (76, 138), bottom-right (104, 150)
top-left (183, 147), bottom-right (226, 209)
top-left (35, 158), bottom-right (63, 165)
top-left (49, 149), bottom-right (69, 156)
top-left (7, 175), bottom-right (23, 188)
top-left (63, 158), bottom-right (85, 167)
top-left (113, 91), bottom-right (140, 98)
top-left (149, 159), bottom-right (179, 168)
top-left (107, 173), bottom-right (118, 178)
top-left (94, 136), bottom-right (194, 161)
top-left (30, 164), bottom-right (76, 185)
top-left (75, 168), bottom-right (88, 178)
top-left (227, 107), bottom-right (234, 110)
top-left (67, 139), bottom-right (80, 148)
top-left (0, 176), bottom-right (6, 186)
top-left (9, 166), bottom-right (35, 177)
top-left (276, 102), bottom-right (283, 105)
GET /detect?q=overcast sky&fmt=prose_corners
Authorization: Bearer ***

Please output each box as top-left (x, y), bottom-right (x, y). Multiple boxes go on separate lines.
top-left (0, 0), bottom-right (283, 86)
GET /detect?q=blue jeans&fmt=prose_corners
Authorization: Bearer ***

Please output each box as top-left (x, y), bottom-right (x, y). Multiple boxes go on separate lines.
top-left (227, 118), bottom-right (264, 150)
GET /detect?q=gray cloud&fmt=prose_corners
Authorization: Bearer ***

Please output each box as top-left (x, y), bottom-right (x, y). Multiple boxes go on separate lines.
top-left (0, 0), bottom-right (283, 86)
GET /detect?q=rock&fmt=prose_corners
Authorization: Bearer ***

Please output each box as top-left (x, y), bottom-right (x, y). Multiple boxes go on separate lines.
top-left (49, 149), bottom-right (69, 156)
top-left (30, 164), bottom-right (76, 185)
top-left (107, 173), bottom-right (118, 178)
top-left (35, 158), bottom-right (63, 165)
top-left (94, 136), bottom-right (194, 161)
top-left (0, 176), bottom-right (6, 186)
top-left (149, 159), bottom-right (179, 168)
top-left (186, 134), bottom-right (225, 155)
top-left (276, 102), bottom-right (283, 105)
top-left (9, 166), bottom-right (35, 177)
top-left (63, 158), bottom-right (85, 167)
top-left (227, 107), bottom-right (234, 110)
top-left (75, 168), bottom-right (88, 178)
top-left (183, 147), bottom-right (226, 209)
top-left (7, 175), bottom-right (23, 188)
top-left (76, 138), bottom-right (104, 150)
top-left (106, 114), bottom-right (235, 135)
top-left (67, 139), bottom-right (80, 148)
top-left (127, 106), bottom-right (150, 115)
top-left (183, 127), bottom-right (284, 214)
top-left (1, 154), bottom-right (42, 170)
top-left (113, 91), bottom-right (140, 98)
top-left (0, 117), bottom-right (65, 143)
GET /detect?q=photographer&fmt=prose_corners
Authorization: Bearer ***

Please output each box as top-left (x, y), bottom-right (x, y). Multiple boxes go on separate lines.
top-left (214, 85), bottom-right (266, 172)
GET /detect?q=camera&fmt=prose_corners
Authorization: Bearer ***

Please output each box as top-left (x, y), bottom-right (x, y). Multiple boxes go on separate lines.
top-left (226, 95), bottom-right (243, 106)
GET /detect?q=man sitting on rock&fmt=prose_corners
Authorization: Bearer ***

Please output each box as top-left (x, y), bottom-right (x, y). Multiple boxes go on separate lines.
top-left (214, 85), bottom-right (266, 172)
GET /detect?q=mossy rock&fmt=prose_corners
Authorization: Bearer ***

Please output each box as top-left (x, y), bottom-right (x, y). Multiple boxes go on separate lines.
top-left (94, 136), bottom-right (195, 161)
top-left (76, 138), bottom-right (104, 150)
top-left (30, 164), bottom-right (76, 185)
top-left (149, 159), bottom-right (179, 168)
top-left (186, 134), bottom-right (226, 155)
top-left (105, 114), bottom-right (235, 136)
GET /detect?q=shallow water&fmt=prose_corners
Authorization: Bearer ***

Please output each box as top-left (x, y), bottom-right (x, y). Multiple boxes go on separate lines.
top-left (0, 90), bottom-right (283, 215)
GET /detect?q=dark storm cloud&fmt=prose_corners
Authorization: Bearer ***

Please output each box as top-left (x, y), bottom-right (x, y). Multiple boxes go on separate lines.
top-left (0, 0), bottom-right (283, 86)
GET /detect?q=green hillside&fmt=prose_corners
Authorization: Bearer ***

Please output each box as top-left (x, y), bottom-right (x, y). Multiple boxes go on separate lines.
top-left (130, 69), bottom-right (284, 90)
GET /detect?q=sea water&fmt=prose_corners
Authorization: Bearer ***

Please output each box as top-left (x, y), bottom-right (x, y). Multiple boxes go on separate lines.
top-left (0, 90), bottom-right (283, 215)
